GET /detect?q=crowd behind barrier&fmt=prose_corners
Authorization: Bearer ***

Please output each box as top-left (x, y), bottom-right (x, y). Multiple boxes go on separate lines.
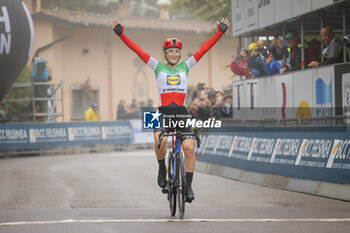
top-left (231, 26), bottom-right (349, 79)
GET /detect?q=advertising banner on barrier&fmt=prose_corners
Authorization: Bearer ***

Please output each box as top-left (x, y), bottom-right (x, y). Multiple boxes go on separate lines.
top-left (197, 126), bottom-right (350, 184)
top-left (129, 119), bottom-right (154, 144)
top-left (293, 69), bottom-right (314, 118)
top-left (0, 121), bottom-right (133, 150)
top-left (313, 66), bottom-right (334, 117)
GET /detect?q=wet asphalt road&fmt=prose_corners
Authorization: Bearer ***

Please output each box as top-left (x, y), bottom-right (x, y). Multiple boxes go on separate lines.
top-left (0, 150), bottom-right (350, 233)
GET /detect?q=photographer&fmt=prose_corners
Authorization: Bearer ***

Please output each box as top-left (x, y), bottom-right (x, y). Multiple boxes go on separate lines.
top-left (248, 40), bottom-right (278, 77)
top-left (191, 83), bottom-right (210, 121)
top-left (208, 89), bottom-right (224, 120)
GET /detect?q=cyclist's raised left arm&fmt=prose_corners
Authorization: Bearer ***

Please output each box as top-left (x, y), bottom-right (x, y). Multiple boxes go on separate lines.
top-left (186, 18), bottom-right (230, 69)
top-left (112, 18), bottom-right (158, 69)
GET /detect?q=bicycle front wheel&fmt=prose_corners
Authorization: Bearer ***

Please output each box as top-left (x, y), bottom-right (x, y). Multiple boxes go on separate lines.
top-left (176, 152), bottom-right (187, 219)
top-left (168, 151), bottom-right (176, 217)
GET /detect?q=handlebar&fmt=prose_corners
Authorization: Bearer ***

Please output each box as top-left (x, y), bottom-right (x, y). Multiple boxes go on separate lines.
top-left (157, 130), bottom-right (201, 149)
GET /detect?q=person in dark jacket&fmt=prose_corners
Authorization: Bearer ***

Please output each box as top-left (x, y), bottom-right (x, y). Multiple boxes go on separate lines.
top-left (308, 26), bottom-right (346, 67)
top-left (117, 99), bottom-right (127, 120)
top-left (247, 42), bottom-right (266, 77)
top-left (285, 32), bottom-right (303, 71)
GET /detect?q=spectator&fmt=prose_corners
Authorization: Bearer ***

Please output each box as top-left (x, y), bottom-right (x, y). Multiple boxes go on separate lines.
top-left (31, 57), bottom-right (51, 113)
top-left (285, 32), bottom-right (303, 70)
top-left (188, 97), bottom-right (209, 121)
top-left (117, 99), bottom-right (127, 120)
top-left (208, 89), bottom-right (224, 119)
top-left (308, 26), bottom-right (346, 67)
top-left (257, 39), bottom-right (281, 76)
top-left (222, 95), bottom-right (233, 118)
top-left (216, 91), bottom-right (224, 102)
top-left (131, 98), bottom-right (137, 108)
top-left (268, 38), bottom-right (288, 74)
top-left (189, 102), bottom-right (199, 119)
top-left (270, 37), bottom-right (289, 61)
top-left (126, 104), bottom-right (139, 119)
top-left (248, 42), bottom-right (266, 77)
top-left (137, 101), bottom-right (145, 117)
top-left (248, 40), bottom-right (276, 77)
top-left (146, 98), bottom-right (154, 108)
top-left (85, 102), bottom-right (99, 121)
top-left (230, 49), bottom-right (252, 78)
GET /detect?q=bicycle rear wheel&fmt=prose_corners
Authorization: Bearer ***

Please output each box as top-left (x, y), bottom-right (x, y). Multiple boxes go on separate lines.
top-left (176, 152), bottom-right (187, 219)
top-left (167, 152), bottom-right (176, 217)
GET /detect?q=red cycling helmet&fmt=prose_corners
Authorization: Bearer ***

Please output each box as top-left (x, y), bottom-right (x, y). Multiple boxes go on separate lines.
top-left (163, 38), bottom-right (183, 50)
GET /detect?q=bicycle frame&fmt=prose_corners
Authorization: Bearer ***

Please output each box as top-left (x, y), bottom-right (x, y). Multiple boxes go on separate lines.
top-left (157, 129), bottom-right (201, 219)
top-left (172, 136), bottom-right (186, 182)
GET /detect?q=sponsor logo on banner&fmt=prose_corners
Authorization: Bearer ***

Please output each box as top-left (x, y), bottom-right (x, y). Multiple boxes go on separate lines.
top-left (202, 135), bottom-right (219, 155)
top-left (270, 139), bottom-right (301, 164)
top-left (213, 135), bottom-right (234, 156)
top-left (29, 128), bottom-right (67, 143)
top-left (195, 134), bottom-right (207, 154)
top-left (295, 139), bottom-right (333, 167)
top-left (0, 128), bottom-right (28, 143)
top-left (229, 136), bottom-right (253, 159)
top-left (29, 129), bottom-right (36, 143)
top-left (101, 126), bottom-right (132, 139)
top-left (248, 138), bottom-right (276, 162)
top-left (326, 139), bottom-right (350, 169)
top-left (68, 127), bottom-right (101, 141)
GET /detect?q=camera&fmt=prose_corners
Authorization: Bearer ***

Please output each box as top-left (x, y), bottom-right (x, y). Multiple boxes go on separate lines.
top-left (197, 83), bottom-right (205, 100)
top-left (236, 55), bottom-right (244, 63)
top-left (343, 35), bottom-right (350, 48)
top-left (258, 46), bottom-right (267, 52)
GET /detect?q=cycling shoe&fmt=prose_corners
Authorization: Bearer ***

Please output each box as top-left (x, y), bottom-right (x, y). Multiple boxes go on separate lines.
top-left (186, 186), bottom-right (195, 203)
top-left (157, 167), bottom-right (166, 188)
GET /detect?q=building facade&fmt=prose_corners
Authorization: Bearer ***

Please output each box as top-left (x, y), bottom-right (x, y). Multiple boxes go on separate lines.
top-left (29, 6), bottom-right (237, 121)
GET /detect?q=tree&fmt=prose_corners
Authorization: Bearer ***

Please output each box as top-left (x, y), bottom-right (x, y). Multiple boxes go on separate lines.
top-left (170, 0), bottom-right (231, 22)
top-left (0, 66), bottom-right (33, 121)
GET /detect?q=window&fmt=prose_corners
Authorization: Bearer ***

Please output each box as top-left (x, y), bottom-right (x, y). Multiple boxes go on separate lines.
top-left (71, 86), bottom-right (99, 120)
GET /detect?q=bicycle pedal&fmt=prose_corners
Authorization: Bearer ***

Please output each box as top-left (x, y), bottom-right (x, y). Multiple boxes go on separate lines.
top-left (161, 188), bottom-right (168, 194)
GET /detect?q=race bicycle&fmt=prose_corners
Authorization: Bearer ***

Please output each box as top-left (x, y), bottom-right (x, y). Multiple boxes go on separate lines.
top-left (157, 129), bottom-right (200, 219)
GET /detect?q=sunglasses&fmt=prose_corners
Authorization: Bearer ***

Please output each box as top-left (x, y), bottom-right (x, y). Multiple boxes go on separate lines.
top-left (165, 48), bottom-right (181, 54)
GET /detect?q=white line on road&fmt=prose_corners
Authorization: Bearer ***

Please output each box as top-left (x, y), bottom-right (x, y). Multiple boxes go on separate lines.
top-left (1, 218), bottom-right (350, 226)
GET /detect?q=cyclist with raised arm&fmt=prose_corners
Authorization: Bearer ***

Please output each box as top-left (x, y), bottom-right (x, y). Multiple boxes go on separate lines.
top-left (112, 17), bottom-right (230, 203)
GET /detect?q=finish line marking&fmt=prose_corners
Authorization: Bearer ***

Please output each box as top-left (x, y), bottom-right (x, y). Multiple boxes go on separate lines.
top-left (1, 218), bottom-right (350, 226)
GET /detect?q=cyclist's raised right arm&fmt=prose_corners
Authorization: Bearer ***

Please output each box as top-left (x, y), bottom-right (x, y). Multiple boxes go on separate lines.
top-left (112, 18), bottom-right (158, 68)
